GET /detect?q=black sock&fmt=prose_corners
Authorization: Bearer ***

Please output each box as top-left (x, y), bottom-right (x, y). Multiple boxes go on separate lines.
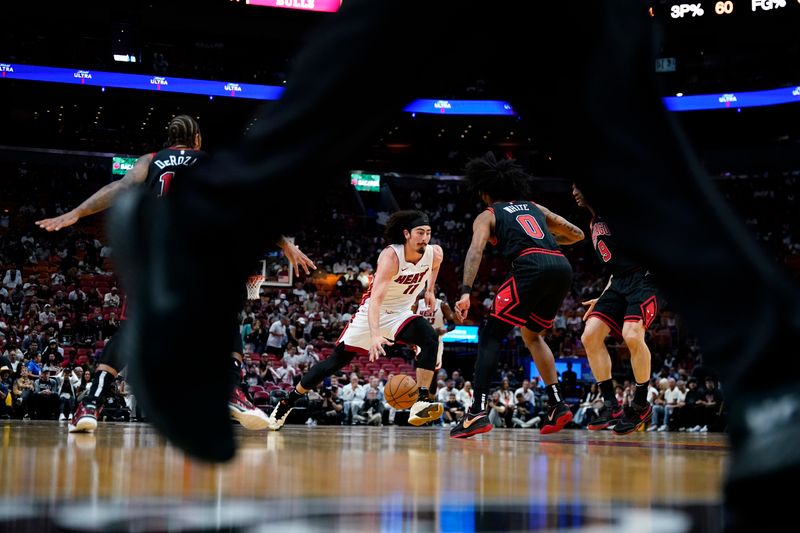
top-left (469, 393), bottom-right (487, 415)
top-left (86, 370), bottom-right (114, 406)
top-left (418, 387), bottom-right (431, 401)
top-left (546, 382), bottom-right (564, 405)
top-left (633, 381), bottom-right (649, 407)
top-left (598, 379), bottom-right (617, 404)
top-left (287, 389), bottom-right (304, 405)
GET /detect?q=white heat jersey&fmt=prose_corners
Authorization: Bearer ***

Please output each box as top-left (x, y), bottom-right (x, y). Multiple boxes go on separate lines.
top-left (359, 244), bottom-right (434, 314)
top-left (417, 298), bottom-right (445, 330)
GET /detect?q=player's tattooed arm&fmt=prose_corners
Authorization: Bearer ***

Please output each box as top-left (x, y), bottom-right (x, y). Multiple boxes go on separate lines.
top-left (455, 210), bottom-right (493, 323)
top-left (36, 154), bottom-right (153, 232)
top-left (462, 210), bottom-right (493, 292)
top-left (536, 203), bottom-right (585, 245)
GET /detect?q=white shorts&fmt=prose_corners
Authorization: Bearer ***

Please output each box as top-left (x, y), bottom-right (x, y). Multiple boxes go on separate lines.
top-left (337, 308), bottom-right (419, 354)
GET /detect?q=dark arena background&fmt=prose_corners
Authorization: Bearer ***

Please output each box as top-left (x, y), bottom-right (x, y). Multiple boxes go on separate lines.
top-left (1, 1), bottom-right (799, 532)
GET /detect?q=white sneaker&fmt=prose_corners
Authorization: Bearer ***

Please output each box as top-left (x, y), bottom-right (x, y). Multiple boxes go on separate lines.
top-left (408, 400), bottom-right (444, 426)
top-left (59, 413), bottom-right (67, 422)
top-left (699, 425), bottom-right (708, 433)
top-left (305, 418), bottom-right (317, 427)
top-left (228, 388), bottom-right (270, 431)
top-left (690, 425), bottom-right (702, 432)
top-left (266, 400), bottom-right (293, 431)
top-left (646, 425), bottom-right (657, 432)
top-left (658, 425), bottom-right (668, 432)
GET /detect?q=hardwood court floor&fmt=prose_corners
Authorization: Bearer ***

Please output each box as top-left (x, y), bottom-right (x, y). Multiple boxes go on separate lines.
top-left (0, 421), bottom-right (728, 532)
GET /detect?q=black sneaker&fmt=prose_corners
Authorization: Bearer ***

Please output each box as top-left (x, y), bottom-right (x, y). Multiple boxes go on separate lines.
top-left (613, 402), bottom-right (652, 435)
top-left (540, 401), bottom-right (573, 435)
top-left (267, 399), bottom-right (293, 431)
top-left (450, 411), bottom-right (493, 439)
top-left (587, 401), bottom-right (624, 431)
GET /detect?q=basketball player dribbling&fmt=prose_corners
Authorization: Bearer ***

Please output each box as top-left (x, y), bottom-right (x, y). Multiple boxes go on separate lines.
top-left (266, 210), bottom-right (446, 430)
top-left (573, 184), bottom-right (664, 434)
top-left (36, 115), bottom-right (313, 434)
top-left (451, 153), bottom-right (585, 438)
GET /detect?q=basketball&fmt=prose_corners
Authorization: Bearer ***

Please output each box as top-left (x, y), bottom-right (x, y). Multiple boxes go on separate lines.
top-left (384, 374), bottom-right (419, 410)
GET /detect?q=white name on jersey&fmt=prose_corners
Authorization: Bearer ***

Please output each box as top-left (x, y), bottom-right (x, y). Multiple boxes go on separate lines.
top-left (154, 154), bottom-right (199, 170)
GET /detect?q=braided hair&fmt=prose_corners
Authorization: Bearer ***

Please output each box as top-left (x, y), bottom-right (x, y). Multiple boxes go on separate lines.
top-left (464, 151), bottom-right (530, 202)
top-left (165, 115), bottom-right (200, 148)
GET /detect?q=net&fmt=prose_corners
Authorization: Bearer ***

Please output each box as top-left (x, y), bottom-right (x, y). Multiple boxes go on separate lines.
top-left (245, 275), bottom-right (266, 300)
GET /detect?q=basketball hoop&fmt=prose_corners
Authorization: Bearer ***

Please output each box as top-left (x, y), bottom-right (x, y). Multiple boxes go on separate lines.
top-left (245, 275), bottom-right (266, 301)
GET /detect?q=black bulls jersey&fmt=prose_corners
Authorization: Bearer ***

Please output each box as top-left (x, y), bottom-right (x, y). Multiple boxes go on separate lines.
top-left (144, 148), bottom-right (206, 198)
top-left (489, 201), bottom-right (561, 260)
top-left (590, 214), bottom-right (639, 275)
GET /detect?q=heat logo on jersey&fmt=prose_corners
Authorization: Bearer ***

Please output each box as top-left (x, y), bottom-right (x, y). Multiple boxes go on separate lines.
top-left (395, 269), bottom-right (428, 286)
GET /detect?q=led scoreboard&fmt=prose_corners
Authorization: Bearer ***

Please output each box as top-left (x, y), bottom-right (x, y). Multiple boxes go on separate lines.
top-left (655, 0), bottom-right (800, 19)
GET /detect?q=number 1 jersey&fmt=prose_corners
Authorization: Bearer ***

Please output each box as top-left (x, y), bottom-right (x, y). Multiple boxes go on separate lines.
top-left (145, 148), bottom-right (206, 198)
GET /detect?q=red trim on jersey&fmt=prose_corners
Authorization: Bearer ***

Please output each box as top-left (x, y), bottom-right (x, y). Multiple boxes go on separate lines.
top-left (486, 207), bottom-right (494, 214)
top-left (490, 313), bottom-right (525, 327)
top-left (393, 314), bottom-right (422, 342)
top-left (528, 312), bottom-right (554, 330)
top-left (587, 311), bottom-right (623, 338)
top-left (359, 277), bottom-right (374, 306)
top-left (340, 343), bottom-right (369, 356)
top-left (517, 247), bottom-right (565, 259)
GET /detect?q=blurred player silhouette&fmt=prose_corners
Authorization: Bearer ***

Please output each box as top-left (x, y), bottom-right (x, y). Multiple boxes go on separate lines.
top-left (37, 115), bottom-right (312, 434)
top-left (108, 2), bottom-right (800, 528)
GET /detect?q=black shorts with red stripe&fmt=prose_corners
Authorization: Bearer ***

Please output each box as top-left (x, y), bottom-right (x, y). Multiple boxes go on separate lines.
top-left (490, 250), bottom-right (573, 333)
top-left (588, 270), bottom-right (664, 339)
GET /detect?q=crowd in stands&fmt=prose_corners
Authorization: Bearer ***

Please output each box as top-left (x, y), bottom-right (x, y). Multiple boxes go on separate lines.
top-left (2, 157), bottom-right (796, 433)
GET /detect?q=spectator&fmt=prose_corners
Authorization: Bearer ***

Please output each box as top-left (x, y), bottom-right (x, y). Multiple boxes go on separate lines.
top-left (353, 388), bottom-right (383, 426)
top-left (3, 268), bottom-right (22, 290)
top-left (443, 392), bottom-right (465, 425)
top-left (308, 386), bottom-right (344, 426)
top-left (32, 368), bottom-right (59, 419)
top-left (266, 316), bottom-right (288, 357)
top-left (511, 392), bottom-right (540, 429)
top-left (340, 373), bottom-right (365, 423)
top-left (27, 353), bottom-right (42, 377)
top-left (458, 381), bottom-right (474, 411)
top-left (274, 359), bottom-right (296, 386)
top-left (514, 379), bottom-right (536, 405)
top-left (12, 366), bottom-right (35, 418)
top-left (0, 366), bottom-right (13, 419)
top-left (104, 287), bottom-right (121, 308)
top-left (692, 377), bottom-right (724, 432)
top-left (573, 383), bottom-right (602, 427)
top-left (487, 391), bottom-right (509, 428)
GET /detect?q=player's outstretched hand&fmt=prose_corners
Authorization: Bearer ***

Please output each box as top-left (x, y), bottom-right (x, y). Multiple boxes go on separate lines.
top-left (582, 299), bottom-right (599, 321)
top-left (278, 237), bottom-right (317, 276)
top-left (368, 336), bottom-right (393, 362)
top-left (36, 211), bottom-right (80, 232)
top-left (454, 294), bottom-right (470, 324)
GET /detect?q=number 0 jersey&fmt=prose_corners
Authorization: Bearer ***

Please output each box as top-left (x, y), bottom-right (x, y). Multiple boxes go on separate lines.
top-left (488, 201), bottom-right (561, 260)
top-left (145, 147), bottom-right (206, 198)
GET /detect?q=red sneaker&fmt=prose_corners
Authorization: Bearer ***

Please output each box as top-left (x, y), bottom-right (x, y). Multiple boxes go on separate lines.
top-left (540, 401), bottom-right (573, 435)
top-left (229, 387), bottom-right (269, 430)
top-left (68, 402), bottom-right (99, 433)
top-left (587, 401), bottom-right (624, 431)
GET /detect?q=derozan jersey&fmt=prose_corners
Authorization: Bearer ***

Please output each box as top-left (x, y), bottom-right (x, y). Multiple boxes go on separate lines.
top-left (145, 147), bottom-right (206, 198)
top-left (417, 298), bottom-right (445, 330)
top-left (359, 244), bottom-right (434, 313)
